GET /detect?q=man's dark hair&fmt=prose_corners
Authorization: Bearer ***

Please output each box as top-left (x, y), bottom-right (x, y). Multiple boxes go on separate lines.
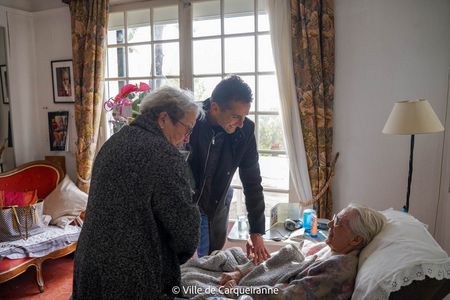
top-left (211, 75), bottom-right (253, 109)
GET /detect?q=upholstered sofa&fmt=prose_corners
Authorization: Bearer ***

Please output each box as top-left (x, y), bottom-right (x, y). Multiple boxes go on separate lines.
top-left (0, 160), bottom-right (78, 292)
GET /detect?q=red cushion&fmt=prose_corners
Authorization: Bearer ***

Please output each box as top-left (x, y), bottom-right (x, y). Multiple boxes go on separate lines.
top-left (0, 165), bottom-right (61, 199)
top-left (1, 190), bottom-right (38, 207)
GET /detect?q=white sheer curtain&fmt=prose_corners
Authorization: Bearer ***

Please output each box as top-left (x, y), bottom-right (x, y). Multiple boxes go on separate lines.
top-left (266, 0), bottom-right (313, 204)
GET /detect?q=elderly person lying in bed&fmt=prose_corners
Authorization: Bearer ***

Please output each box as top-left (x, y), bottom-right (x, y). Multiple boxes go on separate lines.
top-left (180, 204), bottom-right (385, 300)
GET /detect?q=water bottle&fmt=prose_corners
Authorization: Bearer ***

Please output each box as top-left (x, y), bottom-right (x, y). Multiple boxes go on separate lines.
top-left (310, 214), bottom-right (318, 238)
top-left (237, 215), bottom-right (248, 239)
top-left (303, 209), bottom-right (315, 234)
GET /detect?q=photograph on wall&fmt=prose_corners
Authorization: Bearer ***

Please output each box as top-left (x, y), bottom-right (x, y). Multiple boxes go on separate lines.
top-left (51, 60), bottom-right (75, 103)
top-left (48, 111), bottom-right (69, 151)
top-left (0, 65), bottom-right (9, 104)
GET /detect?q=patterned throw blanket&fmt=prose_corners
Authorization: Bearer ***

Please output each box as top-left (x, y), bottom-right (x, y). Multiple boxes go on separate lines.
top-left (181, 242), bottom-right (359, 300)
top-left (0, 225), bottom-right (80, 259)
top-left (181, 244), bottom-right (313, 299)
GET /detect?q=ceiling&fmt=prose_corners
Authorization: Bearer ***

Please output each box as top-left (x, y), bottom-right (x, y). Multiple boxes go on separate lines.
top-left (0, 0), bottom-right (149, 12)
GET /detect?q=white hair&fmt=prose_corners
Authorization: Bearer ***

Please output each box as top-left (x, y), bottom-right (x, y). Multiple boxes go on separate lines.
top-left (344, 204), bottom-right (386, 248)
top-left (140, 86), bottom-right (204, 121)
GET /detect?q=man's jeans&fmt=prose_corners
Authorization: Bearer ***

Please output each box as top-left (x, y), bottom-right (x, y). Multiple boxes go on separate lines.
top-left (197, 214), bottom-right (209, 257)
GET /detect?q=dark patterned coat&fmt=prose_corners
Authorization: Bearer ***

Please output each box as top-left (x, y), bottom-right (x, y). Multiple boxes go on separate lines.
top-left (72, 114), bottom-right (200, 299)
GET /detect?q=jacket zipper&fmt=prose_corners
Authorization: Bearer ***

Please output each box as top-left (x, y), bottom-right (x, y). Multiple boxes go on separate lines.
top-left (196, 130), bottom-right (215, 204)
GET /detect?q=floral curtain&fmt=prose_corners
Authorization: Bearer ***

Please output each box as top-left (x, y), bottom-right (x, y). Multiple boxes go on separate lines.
top-left (68, 0), bottom-right (109, 192)
top-left (290, 0), bottom-right (335, 218)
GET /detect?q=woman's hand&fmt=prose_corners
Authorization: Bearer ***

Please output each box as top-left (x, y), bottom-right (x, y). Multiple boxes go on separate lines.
top-left (219, 270), bottom-right (242, 286)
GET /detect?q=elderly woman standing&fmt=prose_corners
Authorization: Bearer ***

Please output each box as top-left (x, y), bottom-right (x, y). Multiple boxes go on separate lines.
top-left (73, 86), bottom-right (203, 299)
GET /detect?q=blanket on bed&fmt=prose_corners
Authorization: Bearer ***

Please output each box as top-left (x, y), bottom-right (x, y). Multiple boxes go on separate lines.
top-left (181, 243), bottom-right (359, 300)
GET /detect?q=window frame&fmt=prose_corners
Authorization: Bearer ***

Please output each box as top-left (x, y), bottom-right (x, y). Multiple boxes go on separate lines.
top-left (107, 0), bottom-right (290, 214)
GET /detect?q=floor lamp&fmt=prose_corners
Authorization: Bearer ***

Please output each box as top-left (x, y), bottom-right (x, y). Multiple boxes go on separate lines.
top-left (382, 99), bottom-right (444, 213)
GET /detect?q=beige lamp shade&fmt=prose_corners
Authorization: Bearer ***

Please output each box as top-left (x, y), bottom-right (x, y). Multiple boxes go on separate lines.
top-left (382, 99), bottom-right (444, 135)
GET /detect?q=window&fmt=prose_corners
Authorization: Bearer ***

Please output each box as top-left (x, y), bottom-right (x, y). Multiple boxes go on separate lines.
top-left (106, 0), bottom-right (289, 218)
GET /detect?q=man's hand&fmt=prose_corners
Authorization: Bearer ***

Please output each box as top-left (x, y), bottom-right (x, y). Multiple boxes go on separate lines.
top-left (246, 234), bottom-right (270, 264)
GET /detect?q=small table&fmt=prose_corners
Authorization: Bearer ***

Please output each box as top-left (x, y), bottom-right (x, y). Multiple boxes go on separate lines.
top-left (227, 218), bottom-right (328, 246)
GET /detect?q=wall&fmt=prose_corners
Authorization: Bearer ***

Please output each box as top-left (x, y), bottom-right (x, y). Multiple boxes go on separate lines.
top-left (0, 7), bottom-right (14, 171)
top-left (333, 0), bottom-right (450, 236)
top-left (7, 8), bottom-right (41, 166)
top-left (0, 5), bottom-right (76, 180)
top-left (33, 7), bottom-right (77, 181)
top-left (435, 72), bottom-right (450, 254)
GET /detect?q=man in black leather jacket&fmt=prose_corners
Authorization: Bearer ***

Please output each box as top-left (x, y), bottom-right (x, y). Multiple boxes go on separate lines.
top-left (187, 75), bottom-right (270, 264)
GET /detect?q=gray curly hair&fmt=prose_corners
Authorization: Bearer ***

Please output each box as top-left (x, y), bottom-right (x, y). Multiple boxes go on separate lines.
top-left (140, 86), bottom-right (204, 122)
top-left (344, 204), bottom-right (386, 248)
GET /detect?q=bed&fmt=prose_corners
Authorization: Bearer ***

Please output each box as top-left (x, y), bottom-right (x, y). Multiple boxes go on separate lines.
top-left (180, 209), bottom-right (450, 300)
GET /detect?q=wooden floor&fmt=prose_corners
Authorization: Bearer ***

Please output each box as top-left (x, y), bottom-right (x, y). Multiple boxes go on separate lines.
top-left (0, 255), bottom-right (74, 300)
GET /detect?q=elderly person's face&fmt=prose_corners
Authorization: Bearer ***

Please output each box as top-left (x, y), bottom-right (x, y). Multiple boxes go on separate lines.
top-left (158, 111), bottom-right (196, 147)
top-left (326, 209), bottom-right (363, 254)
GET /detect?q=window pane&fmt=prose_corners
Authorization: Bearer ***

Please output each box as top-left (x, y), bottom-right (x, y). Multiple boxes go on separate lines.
top-left (154, 42), bottom-right (179, 76)
top-left (224, 0), bottom-right (254, 34)
top-left (128, 45), bottom-right (152, 77)
top-left (128, 79), bottom-right (152, 89)
top-left (230, 182), bottom-right (289, 219)
top-left (193, 0), bottom-right (220, 37)
top-left (193, 76), bottom-right (222, 101)
top-left (258, 75), bottom-right (280, 111)
top-left (154, 5), bottom-right (179, 40)
top-left (108, 12), bottom-right (124, 44)
top-left (258, 0), bottom-right (270, 32)
top-left (260, 155), bottom-right (289, 190)
top-left (105, 80), bottom-right (126, 100)
top-left (257, 115), bottom-right (285, 151)
top-left (127, 9), bottom-right (151, 43)
top-left (224, 36), bottom-right (255, 73)
top-left (263, 191), bottom-right (289, 217)
top-left (239, 75), bottom-right (255, 112)
top-left (193, 39), bottom-right (221, 75)
top-left (107, 47), bottom-right (126, 78)
top-left (258, 35), bottom-right (275, 72)
top-left (153, 78), bottom-right (180, 88)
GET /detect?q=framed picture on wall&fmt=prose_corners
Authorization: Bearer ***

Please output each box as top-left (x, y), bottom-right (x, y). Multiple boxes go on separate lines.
top-left (0, 65), bottom-right (9, 104)
top-left (51, 60), bottom-right (75, 103)
top-left (48, 111), bottom-right (69, 151)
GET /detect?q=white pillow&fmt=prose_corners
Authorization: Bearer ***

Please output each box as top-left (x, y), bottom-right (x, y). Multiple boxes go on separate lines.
top-left (352, 208), bottom-right (450, 300)
top-left (43, 175), bottom-right (88, 228)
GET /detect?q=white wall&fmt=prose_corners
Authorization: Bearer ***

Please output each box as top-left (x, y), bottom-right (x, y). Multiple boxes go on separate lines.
top-left (333, 0), bottom-right (450, 235)
top-left (7, 8), bottom-right (41, 165)
top-left (435, 73), bottom-right (450, 254)
top-left (0, 5), bottom-right (76, 180)
top-left (33, 7), bottom-right (77, 181)
top-left (0, 7), bottom-right (14, 171)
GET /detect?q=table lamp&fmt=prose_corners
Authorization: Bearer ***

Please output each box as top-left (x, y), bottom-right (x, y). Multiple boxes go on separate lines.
top-left (382, 99), bottom-right (444, 212)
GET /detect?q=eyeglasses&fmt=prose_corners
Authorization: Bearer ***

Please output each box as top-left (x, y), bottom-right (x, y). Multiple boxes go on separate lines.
top-left (177, 120), bottom-right (193, 137)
